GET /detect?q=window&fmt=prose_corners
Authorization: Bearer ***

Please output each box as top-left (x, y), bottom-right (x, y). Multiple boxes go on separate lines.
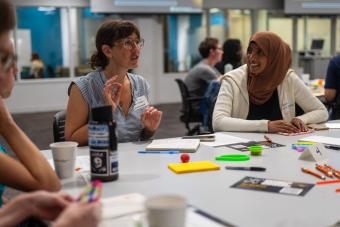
top-left (16, 6), bottom-right (67, 79)
top-left (164, 14), bottom-right (206, 73)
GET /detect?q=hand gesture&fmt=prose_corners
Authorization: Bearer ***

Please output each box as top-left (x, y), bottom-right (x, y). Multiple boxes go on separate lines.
top-left (141, 106), bottom-right (162, 132)
top-left (103, 76), bottom-right (123, 112)
top-left (291, 117), bottom-right (309, 132)
top-left (53, 202), bottom-right (101, 227)
top-left (16, 191), bottom-right (73, 221)
top-left (268, 120), bottom-right (299, 133)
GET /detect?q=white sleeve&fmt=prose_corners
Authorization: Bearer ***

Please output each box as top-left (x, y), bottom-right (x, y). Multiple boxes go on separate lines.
top-left (212, 79), bottom-right (268, 132)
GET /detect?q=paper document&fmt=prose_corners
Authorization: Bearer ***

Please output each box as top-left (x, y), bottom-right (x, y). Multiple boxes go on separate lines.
top-left (325, 123), bottom-right (340, 129)
top-left (200, 132), bottom-right (250, 147)
top-left (145, 138), bottom-right (200, 152)
top-left (299, 136), bottom-right (340, 147)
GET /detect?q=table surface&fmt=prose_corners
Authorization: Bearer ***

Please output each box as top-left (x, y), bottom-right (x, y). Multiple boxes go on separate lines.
top-left (43, 129), bottom-right (340, 227)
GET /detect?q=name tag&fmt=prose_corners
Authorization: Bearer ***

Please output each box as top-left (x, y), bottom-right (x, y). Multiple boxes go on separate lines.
top-left (134, 95), bottom-right (149, 111)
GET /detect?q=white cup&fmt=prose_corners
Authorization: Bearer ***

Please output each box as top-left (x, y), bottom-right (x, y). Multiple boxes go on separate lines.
top-left (50, 141), bottom-right (78, 179)
top-left (145, 195), bottom-right (187, 227)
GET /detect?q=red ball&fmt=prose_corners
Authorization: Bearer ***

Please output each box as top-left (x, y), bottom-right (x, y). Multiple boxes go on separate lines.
top-left (180, 153), bottom-right (190, 163)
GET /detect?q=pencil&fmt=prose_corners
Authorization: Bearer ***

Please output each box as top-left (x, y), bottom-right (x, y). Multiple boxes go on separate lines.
top-left (315, 164), bottom-right (333, 178)
top-left (316, 179), bottom-right (340, 185)
top-left (301, 167), bottom-right (326, 180)
top-left (264, 135), bottom-right (272, 143)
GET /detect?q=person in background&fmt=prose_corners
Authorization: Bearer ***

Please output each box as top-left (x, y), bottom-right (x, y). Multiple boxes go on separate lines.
top-left (324, 55), bottom-right (340, 119)
top-left (213, 32), bottom-right (328, 133)
top-left (66, 20), bottom-right (162, 145)
top-left (184, 37), bottom-right (223, 98)
top-left (215, 39), bottom-right (243, 75)
top-left (0, 0), bottom-right (60, 207)
top-left (30, 52), bottom-right (44, 78)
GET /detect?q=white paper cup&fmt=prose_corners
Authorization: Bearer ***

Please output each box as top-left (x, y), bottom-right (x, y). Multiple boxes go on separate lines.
top-left (145, 195), bottom-right (186, 227)
top-left (50, 142), bottom-right (78, 179)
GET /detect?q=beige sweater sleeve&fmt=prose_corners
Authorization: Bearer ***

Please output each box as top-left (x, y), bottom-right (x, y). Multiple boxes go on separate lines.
top-left (292, 74), bottom-right (328, 124)
top-left (213, 79), bottom-right (268, 132)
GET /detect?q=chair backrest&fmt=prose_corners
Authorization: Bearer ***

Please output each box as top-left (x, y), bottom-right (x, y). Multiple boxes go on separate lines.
top-left (53, 110), bottom-right (66, 142)
top-left (175, 78), bottom-right (190, 106)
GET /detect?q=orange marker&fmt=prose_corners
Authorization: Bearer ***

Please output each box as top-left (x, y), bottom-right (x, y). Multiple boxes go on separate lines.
top-left (324, 164), bottom-right (340, 179)
top-left (336, 188), bottom-right (340, 193)
top-left (316, 164), bottom-right (333, 178)
top-left (302, 167), bottom-right (326, 180)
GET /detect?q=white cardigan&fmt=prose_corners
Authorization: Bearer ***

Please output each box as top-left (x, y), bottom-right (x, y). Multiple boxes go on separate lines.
top-left (213, 65), bottom-right (328, 132)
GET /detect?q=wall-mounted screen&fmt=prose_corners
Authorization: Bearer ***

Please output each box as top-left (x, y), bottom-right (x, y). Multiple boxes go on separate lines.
top-left (91, 0), bottom-right (202, 13)
top-left (285, 0), bottom-right (340, 14)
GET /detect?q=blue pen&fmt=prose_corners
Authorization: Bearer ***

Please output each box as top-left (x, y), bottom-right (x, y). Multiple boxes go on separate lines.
top-left (138, 150), bottom-right (180, 154)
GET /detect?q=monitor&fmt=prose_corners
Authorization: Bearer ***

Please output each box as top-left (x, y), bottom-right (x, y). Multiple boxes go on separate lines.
top-left (285, 0), bottom-right (340, 14)
top-left (311, 39), bottom-right (324, 51)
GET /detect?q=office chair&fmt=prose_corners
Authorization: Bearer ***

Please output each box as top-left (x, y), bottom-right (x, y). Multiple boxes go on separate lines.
top-left (53, 110), bottom-right (66, 142)
top-left (175, 79), bottom-right (207, 135)
top-left (325, 95), bottom-right (340, 120)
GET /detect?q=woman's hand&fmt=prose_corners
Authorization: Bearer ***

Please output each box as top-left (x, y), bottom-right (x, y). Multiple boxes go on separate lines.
top-left (291, 117), bottom-right (309, 132)
top-left (268, 120), bottom-right (299, 133)
top-left (7, 191), bottom-right (73, 222)
top-left (141, 106), bottom-right (162, 132)
top-left (52, 202), bottom-right (101, 227)
top-left (103, 76), bottom-right (123, 112)
top-left (0, 97), bottom-right (15, 133)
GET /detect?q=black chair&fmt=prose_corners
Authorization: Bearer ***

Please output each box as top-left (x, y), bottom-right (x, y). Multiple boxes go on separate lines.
top-left (175, 79), bottom-right (207, 135)
top-left (53, 110), bottom-right (66, 142)
top-left (324, 95), bottom-right (340, 120)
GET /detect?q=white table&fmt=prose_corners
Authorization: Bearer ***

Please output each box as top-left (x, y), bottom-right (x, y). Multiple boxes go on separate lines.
top-left (43, 129), bottom-right (340, 227)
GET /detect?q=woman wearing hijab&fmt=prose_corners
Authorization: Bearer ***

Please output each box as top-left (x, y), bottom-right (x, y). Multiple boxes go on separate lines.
top-left (213, 32), bottom-right (328, 133)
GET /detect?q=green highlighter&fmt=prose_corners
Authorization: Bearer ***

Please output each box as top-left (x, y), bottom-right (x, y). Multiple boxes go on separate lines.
top-left (215, 154), bottom-right (250, 161)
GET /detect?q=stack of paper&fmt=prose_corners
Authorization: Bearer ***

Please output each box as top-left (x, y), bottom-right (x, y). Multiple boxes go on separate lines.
top-left (200, 132), bottom-right (250, 147)
top-left (299, 136), bottom-right (340, 147)
top-left (145, 138), bottom-right (200, 153)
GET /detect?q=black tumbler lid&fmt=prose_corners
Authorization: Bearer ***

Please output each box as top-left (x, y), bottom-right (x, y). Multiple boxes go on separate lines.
top-left (91, 106), bottom-right (113, 121)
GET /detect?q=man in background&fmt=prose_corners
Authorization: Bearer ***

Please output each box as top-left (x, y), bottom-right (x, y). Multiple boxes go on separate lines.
top-left (185, 37), bottom-right (222, 98)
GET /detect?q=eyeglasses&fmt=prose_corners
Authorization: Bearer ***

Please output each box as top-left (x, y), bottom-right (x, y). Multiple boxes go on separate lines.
top-left (119, 38), bottom-right (145, 50)
top-left (0, 53), bottom-right (17, 73)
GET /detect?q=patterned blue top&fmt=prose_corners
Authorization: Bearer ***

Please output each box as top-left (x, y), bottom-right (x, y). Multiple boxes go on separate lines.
top-left (0, 145), bottom-right (7, 207)
top-left (72, 71), bottom-right (150, 143)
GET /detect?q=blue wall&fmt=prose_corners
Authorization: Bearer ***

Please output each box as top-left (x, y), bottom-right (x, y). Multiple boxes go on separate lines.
top-left (16, 7), bottom-right (63, 75)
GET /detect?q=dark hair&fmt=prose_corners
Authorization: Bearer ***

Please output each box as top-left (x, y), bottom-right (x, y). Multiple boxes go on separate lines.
top-left (31, 52), bottom-right (40, 61)
top-left (0, 0), bottom-right (16, 34)
top-left (215, 39), bottom-right (243, 74)
top-left (90, 20), bottom-right (140, 69)
top-left (198, 37), bottom-right (219, 58)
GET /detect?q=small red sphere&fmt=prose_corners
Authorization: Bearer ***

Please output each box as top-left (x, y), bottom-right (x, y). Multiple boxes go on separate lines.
top-left (180, 153), bottom-right (190, 163)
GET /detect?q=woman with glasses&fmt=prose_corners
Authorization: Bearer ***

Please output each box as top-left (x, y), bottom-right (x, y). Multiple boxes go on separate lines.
top-left (66, 20), bottom-right (162, 145)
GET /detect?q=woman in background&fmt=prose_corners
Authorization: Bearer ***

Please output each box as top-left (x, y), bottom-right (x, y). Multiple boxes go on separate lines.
top-left (66, 20), bottom-right (162, 145)
top-left (213, 32), bottom-right (328, 133)
top-left (30, 52), bottom-right (44, 78)
top-left (215, 39), bottom-right (243, 74)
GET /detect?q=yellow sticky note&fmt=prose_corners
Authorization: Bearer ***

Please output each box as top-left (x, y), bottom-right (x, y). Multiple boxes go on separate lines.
top-left (168, 161), bottom-right (220, 174)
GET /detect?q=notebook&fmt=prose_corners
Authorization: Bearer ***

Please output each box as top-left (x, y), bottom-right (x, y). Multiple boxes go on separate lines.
top-left (168, 161), bottom-right (220, 174)
top-left (145, 138), bottom-right (200, 153)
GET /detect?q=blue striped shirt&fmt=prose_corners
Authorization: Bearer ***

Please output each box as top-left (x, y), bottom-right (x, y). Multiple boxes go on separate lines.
top-left (72, 70), bottom-right (150, 143)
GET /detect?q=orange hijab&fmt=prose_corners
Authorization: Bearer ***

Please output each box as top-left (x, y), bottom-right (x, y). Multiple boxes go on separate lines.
top-left (247, 32), bottom-right (292, 105)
